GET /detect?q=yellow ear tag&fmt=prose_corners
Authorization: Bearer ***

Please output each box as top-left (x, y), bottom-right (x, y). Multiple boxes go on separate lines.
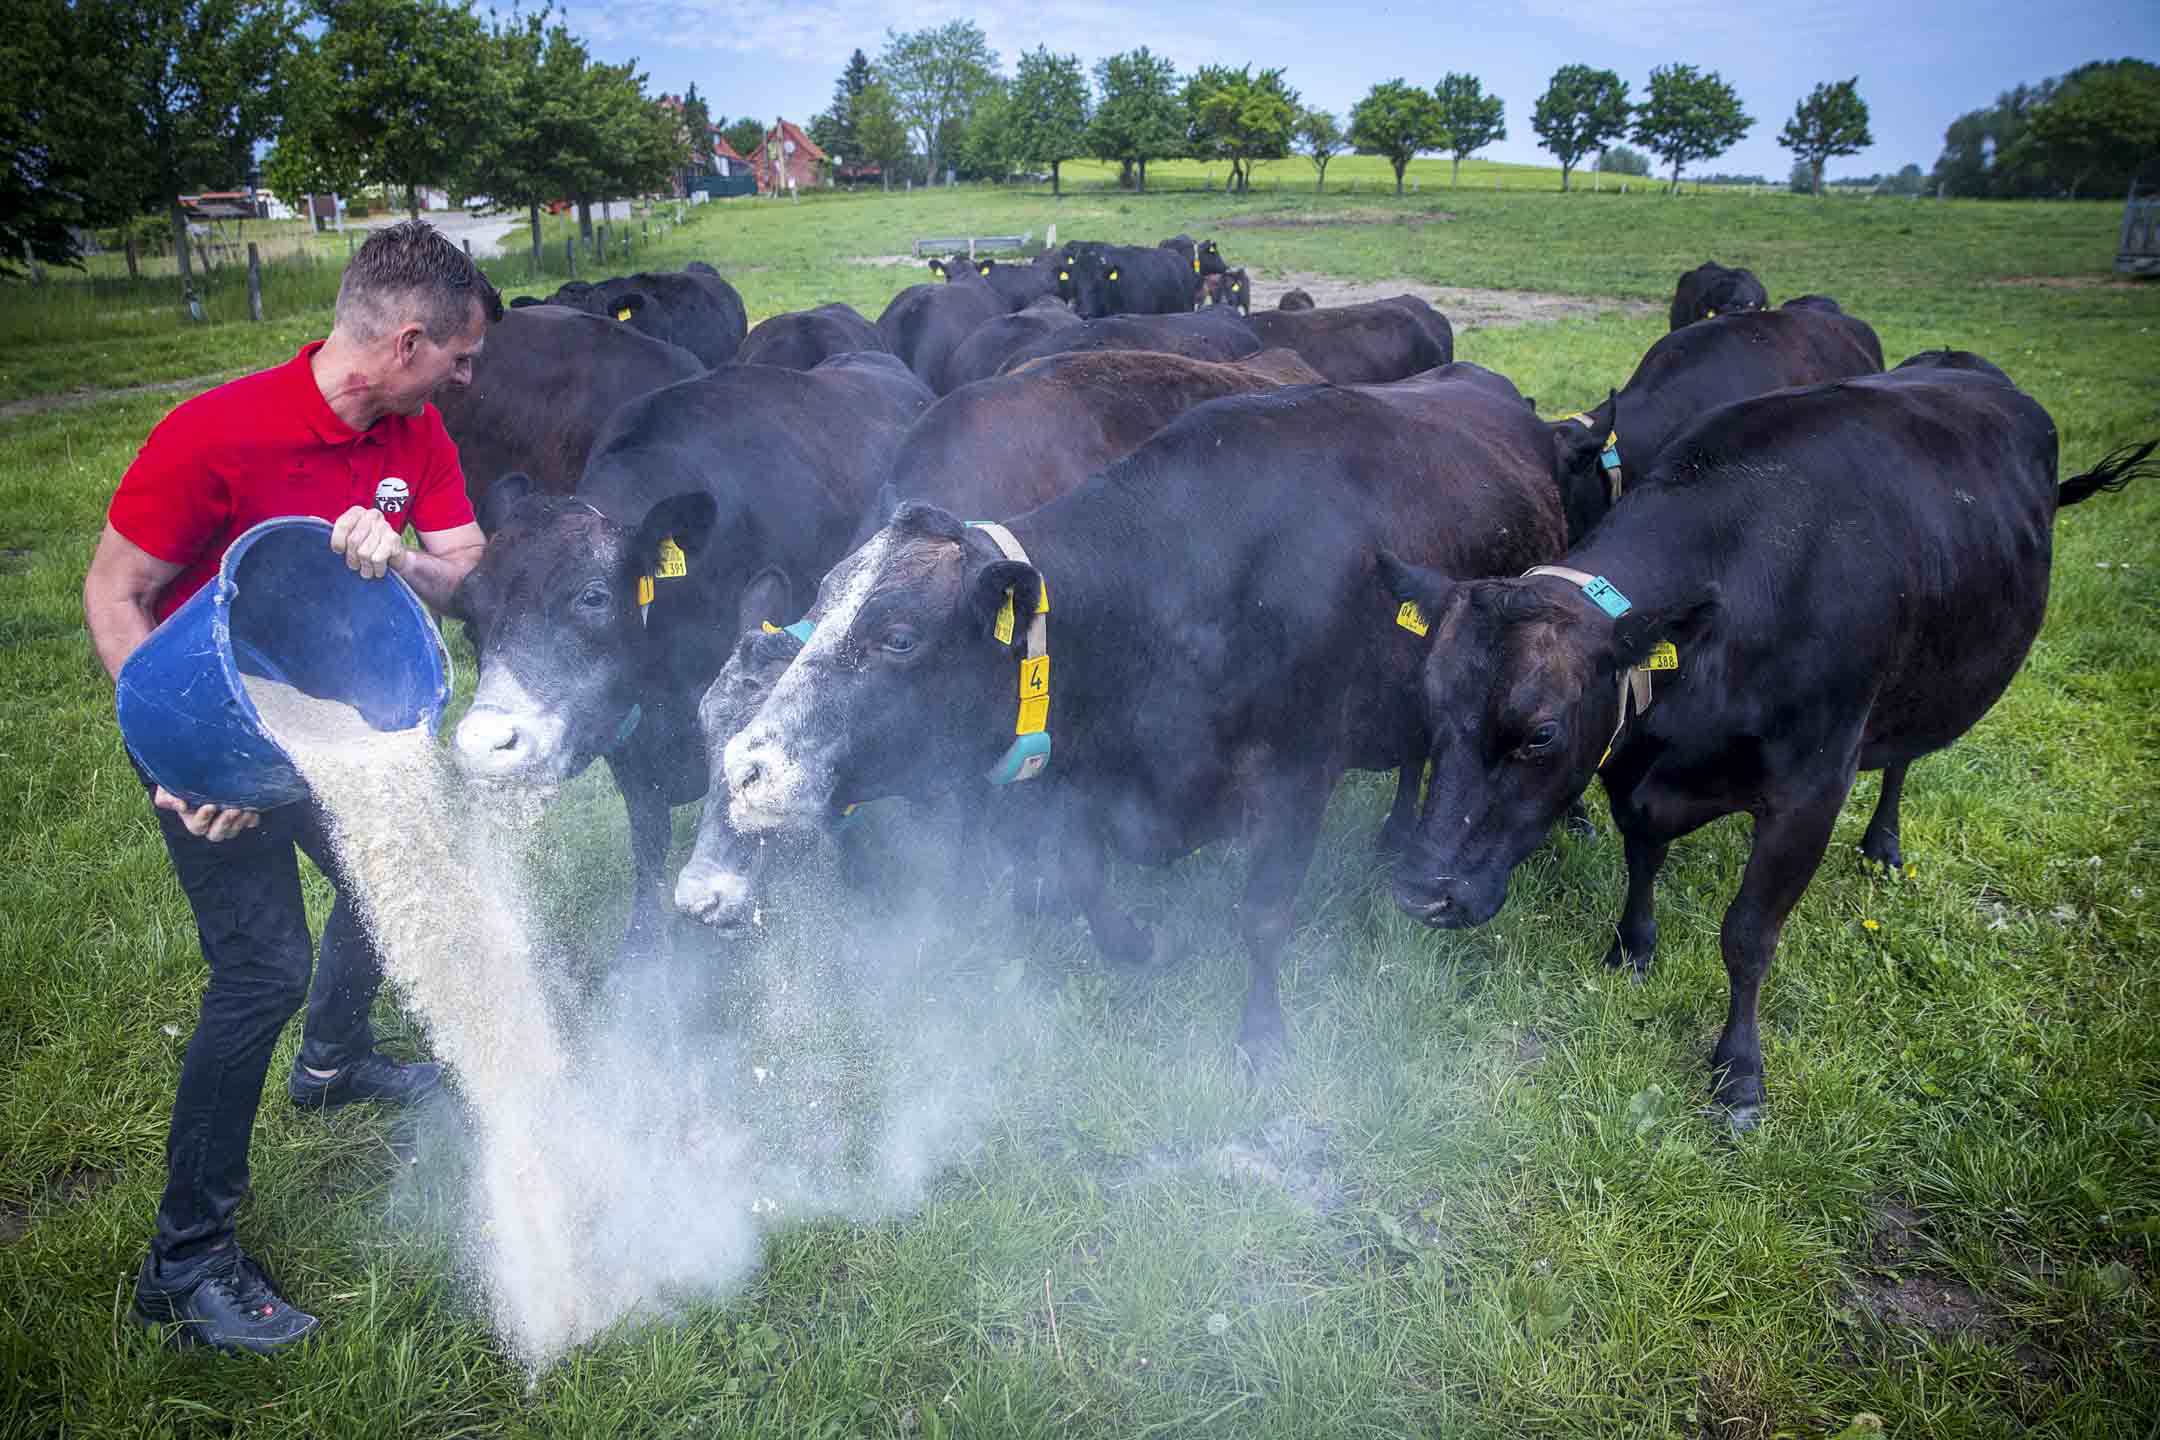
top-left (1641, 641), bottom-right (1679, 671)
top-left (1395, 600), bottom-right (1431, 637)
top-left (655, 536), bottom-right (687, 579)
top-left (1705, 308), bottom-right (1718, 318)
top-left (615, 307), bottom-right (632, 322)
top-left (760, 620), bottom-right (781, 634)
top-left (637, 575), bottom-right (655, 607)
top-left (1059, 270), bottom-right (1069, 281)
top-left (993, 589), bottom-right (1016, 645)
top-left (1108, 269), bottom-right (1119, 280)
top-left (979, 264), bottom-right (991, 275)
top-left (1231, 283), bottom-right (1241, 292)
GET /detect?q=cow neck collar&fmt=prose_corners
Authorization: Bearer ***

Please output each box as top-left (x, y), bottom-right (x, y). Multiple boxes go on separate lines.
top-left (1522, 564), bottom-right (1656, 770)
top-left (966, 521), bottom-right (1052, 784)
top-left (1564, 412), bottom-right (1624, 503)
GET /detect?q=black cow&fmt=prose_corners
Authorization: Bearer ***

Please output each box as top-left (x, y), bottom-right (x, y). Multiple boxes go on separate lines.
top-left (734, 303), bottom-right (886, 370)
top-left (1377, 364), bottom-right (2153, 1125)
top-left (1065, 239), bottom-right (1204, 318)
top-left (539, 265), bottom-right (749, 366)
top-left (1245, 296), bottom-right (1455, 385)
top-left (673, 345), bottom-right (1328, 926)
top-left (1202, 268), bottom-right (1252, 314)
top-left (1668, 261), bottom-right (1769, 330)
top-left (715, 366), bottom-right (1567, 1065)
top-left (929, 253), bottom-right (1065, 311)
top-left (1547, 306), bottom-right (1885, 545)
top-left (1196, 238), bottom-right (1230, 277)
top-left (877, 273), bottom-right (1009, 393)
top-left (1780, 294), bottom-right (1844, 314)
top-left (433, 304), bottom-right (703, 511)
top-left (939, 296), bottom-right (1083, 391)
top-left (1895, 347), bottom-right (2015, 385)
top-left (1277, 289), bottom-right (1317, 311)
top-left (447, 352), bottom-right (934, 961)
top-left (996, 309), bottom-right (1264, 373)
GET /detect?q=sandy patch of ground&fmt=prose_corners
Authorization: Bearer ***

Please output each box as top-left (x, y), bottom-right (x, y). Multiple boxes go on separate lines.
top-left (1987, 275), bottom-right (2152, 289)
top-left (0, 372), bottom-right (238, 424)
top-left (1253, 271), bottom-right (1654, 328)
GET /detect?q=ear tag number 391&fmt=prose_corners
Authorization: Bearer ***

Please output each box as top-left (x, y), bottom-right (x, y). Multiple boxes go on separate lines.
top-left (655, 537), bottom-right (688, 579)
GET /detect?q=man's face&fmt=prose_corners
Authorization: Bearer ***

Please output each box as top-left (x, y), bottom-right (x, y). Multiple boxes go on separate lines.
top-left (389, 302), bottom-right (486, 415)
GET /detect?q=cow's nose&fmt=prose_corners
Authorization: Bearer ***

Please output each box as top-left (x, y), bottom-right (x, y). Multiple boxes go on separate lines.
top-left (454, 708), bottom-right (526, 776)
top-left (673, 859), bottom-right (752, 925)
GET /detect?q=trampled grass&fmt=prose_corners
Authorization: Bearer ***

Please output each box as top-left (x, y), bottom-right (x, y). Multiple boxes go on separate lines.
top-left (1, 183), bottom-right (2156, 1437)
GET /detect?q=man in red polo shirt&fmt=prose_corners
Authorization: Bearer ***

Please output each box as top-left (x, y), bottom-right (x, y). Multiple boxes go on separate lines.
top-left (82, 220), bottom-right (499, 1355)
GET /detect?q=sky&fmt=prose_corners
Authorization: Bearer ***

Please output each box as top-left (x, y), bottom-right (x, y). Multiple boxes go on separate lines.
top-left (559, 0), bottom-right (2159, 181)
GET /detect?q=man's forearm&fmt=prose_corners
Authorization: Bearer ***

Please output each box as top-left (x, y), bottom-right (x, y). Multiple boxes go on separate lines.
top-left (86, 590), bottom-right (158, 682)
top-left (391, 544), bottom-right (484, 613)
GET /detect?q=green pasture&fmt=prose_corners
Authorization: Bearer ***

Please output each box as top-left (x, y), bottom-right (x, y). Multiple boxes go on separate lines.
top-left (1, 182), bottom-right (2156, 1437)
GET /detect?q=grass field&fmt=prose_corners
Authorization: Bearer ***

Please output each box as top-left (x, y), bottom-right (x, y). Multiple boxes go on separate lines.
top-left (1, 180), bottom-right (2156, 1438)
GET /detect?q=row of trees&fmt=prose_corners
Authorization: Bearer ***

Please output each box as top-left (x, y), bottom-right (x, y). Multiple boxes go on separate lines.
top-left (2, 0), bottom-right (696, 282)
top-left (1933, 59), bottom-right (2160, 200)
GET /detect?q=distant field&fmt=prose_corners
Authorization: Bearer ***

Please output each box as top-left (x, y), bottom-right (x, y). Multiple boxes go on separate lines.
top-left (1, 185), bottom-right (2156, 1438)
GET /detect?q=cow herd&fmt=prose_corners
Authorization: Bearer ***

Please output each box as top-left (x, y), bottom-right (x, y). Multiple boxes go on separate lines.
top-left (435, 246), bottom-right (2151, 1128)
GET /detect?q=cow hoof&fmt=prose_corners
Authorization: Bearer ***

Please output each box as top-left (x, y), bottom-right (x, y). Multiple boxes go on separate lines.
top-left (1601, 939), bottom-right (1651, 982)
top-left (1714, 1102), bottom-right (1763, 1135)
top-left (1857, 834), bottom-right (1903, 871)
top-left (1235, 1033), bottom-right (1288, 1087)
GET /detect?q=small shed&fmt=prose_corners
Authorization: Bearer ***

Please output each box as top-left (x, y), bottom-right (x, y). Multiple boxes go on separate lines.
top-left (749, 120), bottom-right (826, 193)
top-left (2119, 181), bottom-right (2159, 277)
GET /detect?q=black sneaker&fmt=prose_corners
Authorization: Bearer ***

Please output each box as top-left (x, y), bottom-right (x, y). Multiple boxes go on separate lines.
top-left (288, 1052), bottom-right (444, 1112)
top-left (133, 1248), bottom-right (319, 1355)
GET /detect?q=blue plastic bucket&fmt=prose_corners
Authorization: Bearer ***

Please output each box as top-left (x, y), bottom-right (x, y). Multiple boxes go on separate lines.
top-left (116, 516), bottom-right (453, 809)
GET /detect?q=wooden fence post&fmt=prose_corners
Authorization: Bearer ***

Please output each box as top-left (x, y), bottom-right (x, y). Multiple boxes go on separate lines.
top-left (566, 236), bottom-right (576, 277)
top-left (124, 235), bottom-right (140, 280)
top-left (462, 238), bottom-right (472, 257)
top-left (246, 242), bottom-right (264, 322)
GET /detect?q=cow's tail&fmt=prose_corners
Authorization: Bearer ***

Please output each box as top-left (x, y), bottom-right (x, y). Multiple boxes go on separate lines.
top-left (2060, 439), bottom-right (2157, 508)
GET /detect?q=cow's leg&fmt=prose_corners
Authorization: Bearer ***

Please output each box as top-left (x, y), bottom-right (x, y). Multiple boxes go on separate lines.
top-left (1235, 769), bottom-right (1331, 1076)
top-left (604, 739), bottom-right (675, 967)
top-left (1602, 829), bottom-right (1671, 982)
top-left (1857, 760), bottom-right (1910, 871)
top-left (1068, 812), bottom-right (1154, 968)
top-left (1710, 781), bottom-right (1850, 1128)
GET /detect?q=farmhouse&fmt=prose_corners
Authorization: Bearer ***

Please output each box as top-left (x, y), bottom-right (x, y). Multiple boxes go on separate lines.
top-left (748, 119), bottom-right (826, 192)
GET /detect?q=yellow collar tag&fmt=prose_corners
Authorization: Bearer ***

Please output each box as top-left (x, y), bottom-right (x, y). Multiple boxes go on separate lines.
top-left (1395, 600), bottom-right (1431, 637)
top-left (1192, 258), bottom-right (1200, 272)
top-left (655, 537), bottom-right (687, 579)
top-left (1016, 655), bottom-right (1049, 734)
top-left (1640, 641), bottom-right (1679, 672)
top-left (616, 307), bottom-right (633, 321)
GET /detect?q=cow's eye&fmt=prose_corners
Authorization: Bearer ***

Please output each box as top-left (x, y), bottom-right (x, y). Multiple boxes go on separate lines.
top-left (1517, 721), bottom-right (1560, 758)
top-left (880, 626), bottom-right (918, 655)
top-left (576, 583), bottom-right (610, 611)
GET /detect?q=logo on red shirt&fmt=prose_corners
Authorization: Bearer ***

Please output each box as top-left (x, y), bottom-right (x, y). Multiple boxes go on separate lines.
top-left (375, 476), bottom-right (411, 515)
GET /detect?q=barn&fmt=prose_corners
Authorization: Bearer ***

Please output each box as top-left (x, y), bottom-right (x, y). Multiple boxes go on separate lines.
top-left (748, 119), bottom-right (826, 193)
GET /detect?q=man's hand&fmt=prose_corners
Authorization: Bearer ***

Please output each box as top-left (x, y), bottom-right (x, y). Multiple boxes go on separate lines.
top-left (154, 786), bottom-right (260, 842)
top-left (330, 505), bottom-right (402, 580)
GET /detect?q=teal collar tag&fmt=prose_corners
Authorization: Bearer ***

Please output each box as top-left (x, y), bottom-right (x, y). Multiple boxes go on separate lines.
top-left (610, 702), bottom-right (642, 750)
top-left (986, 730), bottom-right (1051, 785)
top-left (1600, 437), bottom-right (1622, 473)
top-left (783, 619), bottom-right (815, 643)
top-left (1579, 576), bottom-right (1632, 617)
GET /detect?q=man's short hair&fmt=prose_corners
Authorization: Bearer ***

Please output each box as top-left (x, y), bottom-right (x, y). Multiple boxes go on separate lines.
top-left (335, 219), bottom-right (504, 343)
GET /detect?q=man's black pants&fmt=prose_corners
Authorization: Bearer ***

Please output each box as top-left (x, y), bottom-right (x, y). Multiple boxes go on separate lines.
top-left (143, 784), bottom-right (384, 1286)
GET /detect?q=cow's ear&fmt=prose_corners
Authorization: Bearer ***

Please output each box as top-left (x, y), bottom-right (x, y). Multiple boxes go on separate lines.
top-left (927, 258), bottom-right (948, 278)
top-left (634, 491), bottom-right (719, 573)
top-left (1609, 584), bottom-right (1720, 670)
top-left (875, 481), bottom-right (902, 526)
top-left (611, 291), bottom-right (647, 322)
top-left (1375, 549), bottom-right (1453, 630)
top-left (476, 471), bottom-right (535, 535)
top-left (736, 565), bottom-right (793, 633)
top-left (971, 559), bottom-right (1043, 652)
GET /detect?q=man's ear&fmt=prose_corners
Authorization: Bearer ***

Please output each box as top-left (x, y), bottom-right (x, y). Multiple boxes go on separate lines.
top-left (971, 560), bottom-right (1042, 652)
top-left (396, 323), bottom-right (426, 366)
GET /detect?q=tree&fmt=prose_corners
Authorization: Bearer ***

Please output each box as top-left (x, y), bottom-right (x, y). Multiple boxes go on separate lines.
top-left (1600, 143), bottom-right (1650, 177)
top-left (1, 0), bottom-right (98, 275)
top-left (1349, 78), bottom-right (1442, 195)
top-left (1090, 48), bottom-right (1183, 191)
top-left (2025, 59), bottom-right (2160, 198)
top-left (1632, 63), bottom-right (1753, 195)
top-left (721, 117), bottom-right (767, 162)
top-left (955, 79), bottom-right (1017, 181)
top-left (1432, 72), bottom-right (1505, 188)
top-left (852, 81), bottom-right (911, 190)
top-left (878, 21), bottom-right (999, 186)
top-left (275, 0), bottom-right (495, 221)
top-left (1009, 47), bottom-right (1089, 195)
top-left (72, 0), bottom-right (295, 303)
top-left (1296, 108), bottom-right (1344, 192)
top-left (1779, 77), bottom-right (1872, 196)
top-left (678, 82), bottom-right (713, 183)
top-left (1185, 65), bottom-right (1299, 193)
top-left (1531, 64), bottom-right (1630, 191)
top-left (809, 49), bottom-right (873, 164)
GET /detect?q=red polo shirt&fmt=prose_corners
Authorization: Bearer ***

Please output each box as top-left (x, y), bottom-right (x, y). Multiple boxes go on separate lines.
top-left (109, 341), bottom-right (474, 621)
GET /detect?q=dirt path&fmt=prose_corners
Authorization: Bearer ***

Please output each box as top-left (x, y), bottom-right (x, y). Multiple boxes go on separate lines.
top-left (0, 372), bottom-right (238, 425)
top-left (1252, 271), bottom-right (1655, 327)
